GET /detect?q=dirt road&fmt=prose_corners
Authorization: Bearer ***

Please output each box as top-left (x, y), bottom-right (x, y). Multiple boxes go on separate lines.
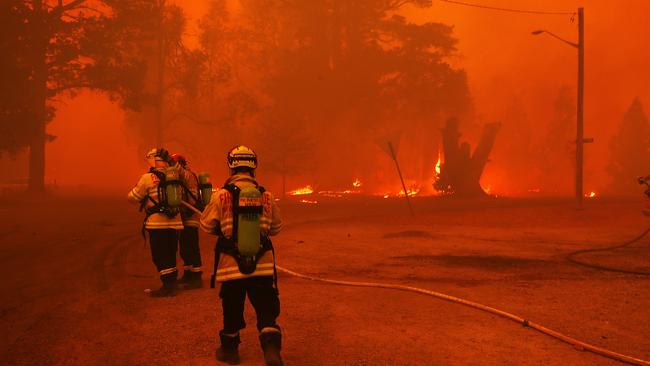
top-left (1, 195), bottom-right (648, 365)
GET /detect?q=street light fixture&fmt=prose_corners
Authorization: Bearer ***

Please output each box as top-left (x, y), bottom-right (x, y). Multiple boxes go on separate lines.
top-left (532, 8), bottom-right (590, 208)
top-left (531, 29), bottom-right (578, 48)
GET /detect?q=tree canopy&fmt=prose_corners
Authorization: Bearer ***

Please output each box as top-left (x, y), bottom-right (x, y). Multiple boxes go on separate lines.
top-left (607, 97), bottom-right (650, 194)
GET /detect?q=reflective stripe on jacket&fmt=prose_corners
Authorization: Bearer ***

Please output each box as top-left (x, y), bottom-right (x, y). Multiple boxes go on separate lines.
top-left (199, 173), bottom-right (282, 281)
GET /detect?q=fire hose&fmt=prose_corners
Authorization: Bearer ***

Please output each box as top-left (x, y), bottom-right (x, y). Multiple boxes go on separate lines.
top-left (566, 226), bottom-right (650, 276)
top-left (275, 266), bottom-right (650, 366)
top-left (182, 201), bottom-right (649, 365)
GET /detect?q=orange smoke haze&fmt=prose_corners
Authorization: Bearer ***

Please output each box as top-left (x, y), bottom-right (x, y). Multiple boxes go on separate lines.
top-left (8, 0), bottom-right (648, 196)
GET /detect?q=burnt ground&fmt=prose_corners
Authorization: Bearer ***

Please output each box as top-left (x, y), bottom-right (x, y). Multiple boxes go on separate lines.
top-left (0, 194), bottom-right (649, 365)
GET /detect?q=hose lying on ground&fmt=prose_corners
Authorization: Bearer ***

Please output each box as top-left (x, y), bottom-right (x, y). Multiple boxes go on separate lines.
top-left (566, 227), bottom-right (650, 276)
top-left (276, 266), bottom-right (650, 366)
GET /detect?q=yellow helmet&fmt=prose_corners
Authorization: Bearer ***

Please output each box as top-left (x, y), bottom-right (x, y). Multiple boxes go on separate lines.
top-left (227, 145), bottom-right (257, 169)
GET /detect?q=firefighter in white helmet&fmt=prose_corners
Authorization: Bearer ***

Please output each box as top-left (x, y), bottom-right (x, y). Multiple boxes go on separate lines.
top-left (170, 153), bottom-right (203, 289)
top-left (200, 145), bottom-right (283, 366)
top-left (127, 148), bottom-right (184, 297)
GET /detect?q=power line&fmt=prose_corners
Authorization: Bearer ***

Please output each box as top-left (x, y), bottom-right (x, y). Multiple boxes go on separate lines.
top-left (436, 0), bottom-right (575, 16)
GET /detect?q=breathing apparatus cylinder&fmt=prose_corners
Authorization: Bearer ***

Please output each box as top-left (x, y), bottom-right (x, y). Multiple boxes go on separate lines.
top-left (165, 166), bottom-right (182, 209)
top-left (198, 172), bottom-right (213, 205)
top-left (237, 186), bottom-right (262, 258)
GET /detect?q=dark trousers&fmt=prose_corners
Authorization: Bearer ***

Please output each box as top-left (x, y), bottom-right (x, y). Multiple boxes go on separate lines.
top-left (219, 276), bottom-right (280, 334)
top-left (179, 226), bottom-right (202, 269)
top-left (148, 229), bottom-right (178, 282)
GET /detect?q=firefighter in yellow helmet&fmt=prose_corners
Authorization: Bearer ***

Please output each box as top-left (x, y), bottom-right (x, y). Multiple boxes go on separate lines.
top-left (200, 145), bottom-right (283, 366)
top-left (127, 148), bottom-right (183, 297)
top-left (170, 153), bottom-right (203, 289)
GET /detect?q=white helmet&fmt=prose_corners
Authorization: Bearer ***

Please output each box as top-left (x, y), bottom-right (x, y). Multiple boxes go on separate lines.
top-left (145, 148), bottom-right (170, 167)
top-left (227, 145), bottom-right (257, 169)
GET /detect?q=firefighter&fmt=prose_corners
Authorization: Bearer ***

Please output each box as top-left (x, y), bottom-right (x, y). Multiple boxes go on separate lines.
top-left (127, 148), bottom-right (184, 297)
top-left (170, 153), bottom-right (203, 289)
top-left (200, 145), bottom-right (284, 366)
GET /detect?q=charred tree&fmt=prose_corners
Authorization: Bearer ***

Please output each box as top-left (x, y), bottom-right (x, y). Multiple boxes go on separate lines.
top-left (1, 0), bottom-right (164, 192)
top-left (434, 118), bottom-right (500, 197)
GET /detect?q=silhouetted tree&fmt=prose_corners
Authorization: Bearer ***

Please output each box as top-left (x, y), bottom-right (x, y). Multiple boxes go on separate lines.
top-left (492, 97), bottom-right (536, 193)
top-left (254, 111), bottom-right (315, 197)
top-left (114, 0), bottom-right (200, 152)
top-left (434, 118), bottom-right (500, 196)
top-left (0, 2), bottom-right (35, 158)
top-left (607, 98), bottom-right (650, 194)
top-left (0, 0), bottom-right (151, 192)
top-left (237, 0), bottom-right (470, 183)
top-left (539, 86), bottom-right (575, 193)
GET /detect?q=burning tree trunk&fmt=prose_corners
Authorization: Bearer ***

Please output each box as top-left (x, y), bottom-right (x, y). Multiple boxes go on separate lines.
top-left (434, 118), bottom-right (500, 197)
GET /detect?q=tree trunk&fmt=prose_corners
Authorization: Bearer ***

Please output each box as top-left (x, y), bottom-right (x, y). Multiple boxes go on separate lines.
top-left (154, 0), bottom-right (166, 146)
top-left (435, 118), bottom-right (500, 197)
top-left (281, 165), bottom-right (286, 199)
top-left (28, 118), bottom-right (46, 192)
top-left (28, 0), bottom-right (48, 193)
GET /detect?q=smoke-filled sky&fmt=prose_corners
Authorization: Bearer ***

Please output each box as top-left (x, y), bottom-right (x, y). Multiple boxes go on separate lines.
top-left (39, 0), bottom-right (650, 195)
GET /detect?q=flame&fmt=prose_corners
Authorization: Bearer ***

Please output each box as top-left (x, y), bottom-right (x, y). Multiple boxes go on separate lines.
top-left (318, 189), bottom-right (361, 197)
top-left (586, 191), bottom-right (597, 198)
top-left (528, 188), bottom-right (541, 193)
top-left (434, 150), bottom-right (442, 175)
top-left (398, 187), bottom-right (420, 197)
top-left (288, 185), bottom-right (314, 196)
top-left (300, 199), bottom-right (318, 204)
top-left (484, 186), bottom-right (492, 194)
top-left (352, 178), bottom-right (362, 188)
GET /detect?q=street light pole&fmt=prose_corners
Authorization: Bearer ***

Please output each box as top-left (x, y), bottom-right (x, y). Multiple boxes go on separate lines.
top-left (576, 7), bottom-right (584, 208)
top-left (532, 7), bottom-right (590, 208)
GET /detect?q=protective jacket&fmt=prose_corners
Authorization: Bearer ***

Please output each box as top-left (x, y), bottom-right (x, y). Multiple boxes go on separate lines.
top-left (128, 169), bottom-right (184, 230)
top-left (200, 173), bottom-right (282, 282)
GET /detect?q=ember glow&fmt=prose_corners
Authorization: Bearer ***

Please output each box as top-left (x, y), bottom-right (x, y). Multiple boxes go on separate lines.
top-left (288, 185), bottom-right (314, 196)
top-left (397, 187), bottom-right (420, 197)
top-left (586, 191), bottom-right (597, 198)
top-left (318, 189), bottom-right (361, 198)
top-left (299, 199), bottom-right (318, 204)
top-left (352, 179), bottom-right (362, 188)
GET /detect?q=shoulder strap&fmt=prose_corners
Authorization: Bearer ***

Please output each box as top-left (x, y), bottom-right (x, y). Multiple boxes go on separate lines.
top-left (223, 184), bottom-right (241, 242)
top-left (149, 167), bottom-right (166, 182)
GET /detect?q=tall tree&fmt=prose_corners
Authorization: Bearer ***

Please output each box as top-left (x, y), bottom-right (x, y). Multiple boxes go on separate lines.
top-left (538, 86), bottom-right (575, 193)
top-left (607, 98), bottom-right (650, 194)
top-left (0, 0), bottom-right (150, 192)
top-left (491, 97), bottom-right (536, 193)
top-left (114, 0), bottom-right (198, 152)
top-left (235, 0), bottom-right (470, 186)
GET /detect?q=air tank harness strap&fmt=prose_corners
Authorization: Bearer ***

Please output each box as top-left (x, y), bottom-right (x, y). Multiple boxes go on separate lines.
top-left (139, 195), bottom-right (164, 243)
top-left (151, 168), bottom-right (179, 219)
top-left (209, 235), bottom-right (275, 289)
top-left (209, 184), bottom-right (277, 293)
top-left (209, 183), bottom-right (243, 288)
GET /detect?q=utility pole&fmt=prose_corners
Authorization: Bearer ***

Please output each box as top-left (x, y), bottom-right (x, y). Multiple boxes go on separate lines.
top-left (576, 7), bottom-right (585, 208)
top-left (532, 7), bottom-right (592, 208)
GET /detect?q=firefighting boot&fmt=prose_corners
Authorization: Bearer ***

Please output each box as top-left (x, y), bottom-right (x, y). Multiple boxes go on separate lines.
top-left (178, 267), bottom-right (193, 285)
top-left (179, 270), bottom-right (203, 290)
top-left (216, 331), bottom-right (241, 365)
top-left (149, 275), bottom-right (177, 297)
top-left (259, 330), bottom-right (283, 366)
